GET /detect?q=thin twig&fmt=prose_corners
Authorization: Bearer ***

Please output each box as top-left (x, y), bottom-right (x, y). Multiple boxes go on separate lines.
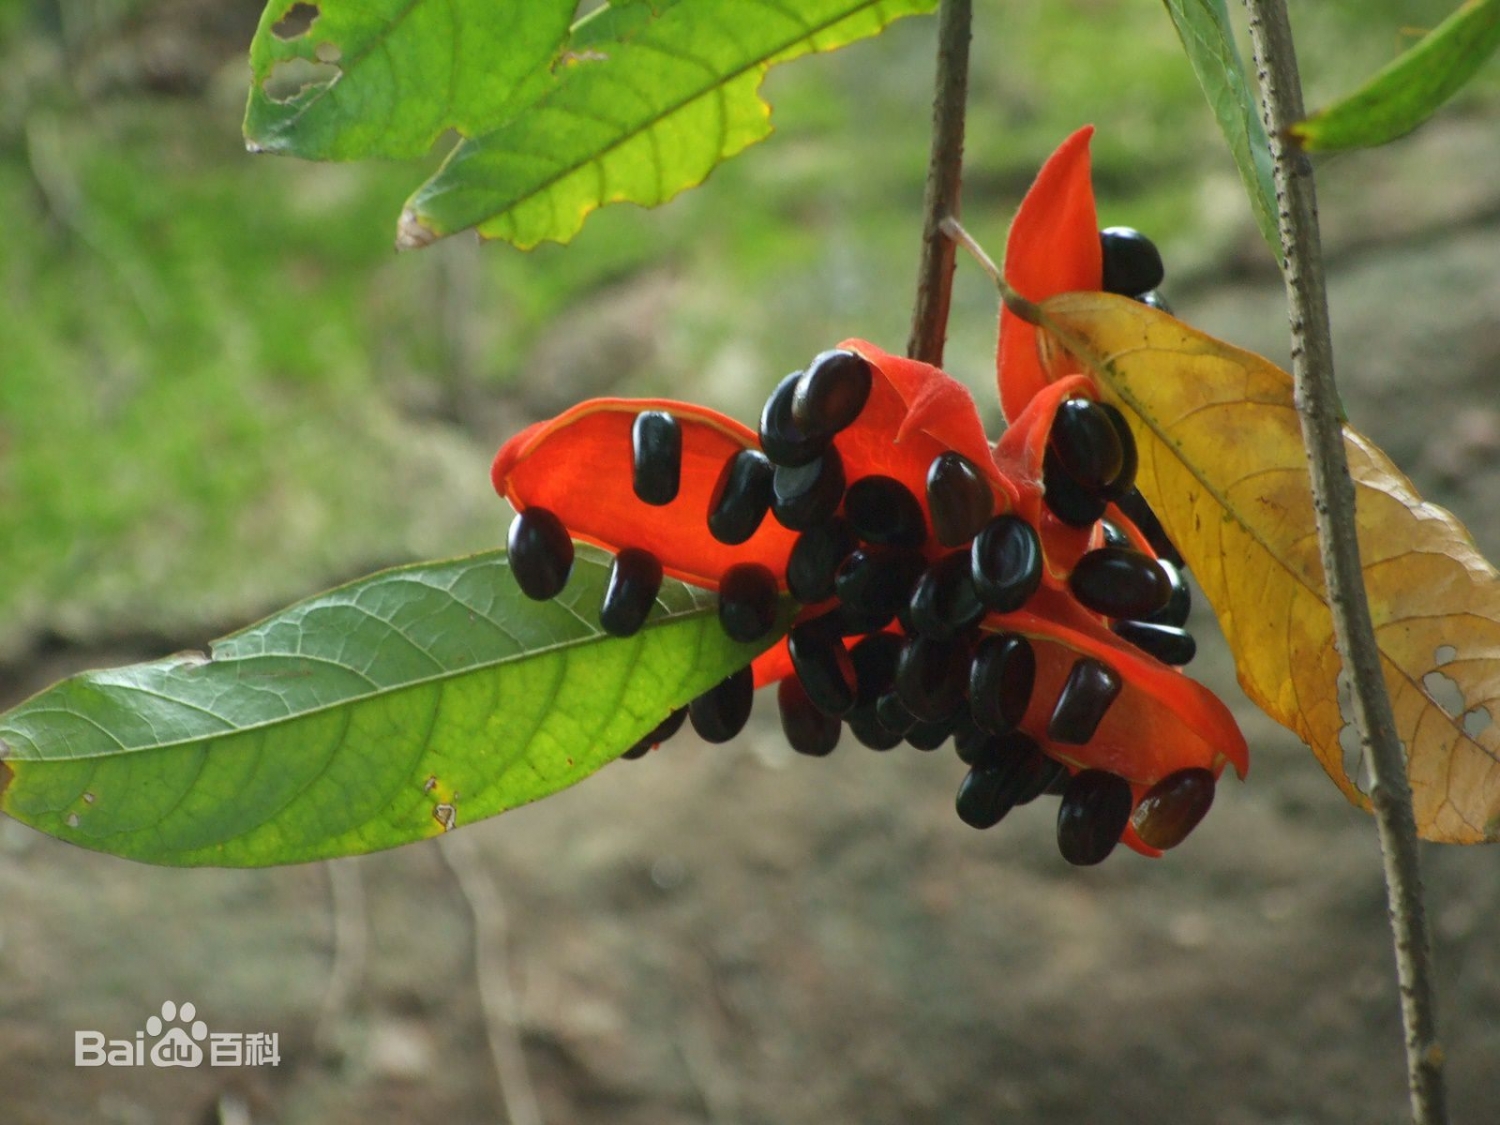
top-left (315, 856), bottom-right (369, 1060)
top-left (906, 0), bottom-right (971, 366)
top-left (438, 831), bottom-right (545, 1125)
top-left (1242, 4), bottom-right (1448, 1124)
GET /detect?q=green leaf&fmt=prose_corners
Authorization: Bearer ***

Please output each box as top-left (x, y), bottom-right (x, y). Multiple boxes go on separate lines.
top-left (1290, 0), bottom-right (1500, 152)
top-left (396, 0), bottom-right (938, 250)
top-left (0, 546), bottom-right (790, 867)
top-left (1161, 0), bottom-right (1280, 258)
top-left (244, 0), bottom-right (576, 160)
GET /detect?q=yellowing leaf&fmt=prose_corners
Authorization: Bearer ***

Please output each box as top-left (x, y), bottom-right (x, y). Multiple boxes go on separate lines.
top-left (1033, 292), bottom-right (1500, 843)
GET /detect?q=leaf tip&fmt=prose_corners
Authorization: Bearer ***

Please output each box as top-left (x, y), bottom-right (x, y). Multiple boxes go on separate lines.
top-left (395, 209), bottom-right (440, 252)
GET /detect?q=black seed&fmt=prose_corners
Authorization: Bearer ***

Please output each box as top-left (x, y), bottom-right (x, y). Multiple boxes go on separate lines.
top-left (1143, 559), bottom-right (1191, 627)
top-left (623, 707), bottom-right (688, 759)
top-left (1113, 489), bottom-right (1184, 568)
top-left (786, 517), bottom-right (858, 604)
top-left (834, 545), bottom-right (926, 621)
top-left (905, 717), bottom-right (954, 751)
top-left (599, 547), bottom-right (663, 637)
top-left (1094, 402), bottom-right (1138, 499)
top-left (707, 449), bottom-right (774, 545)
top-left (759, 370), bottom-right (828, 467)
top-left (969, 632), bottom-right (1036, 734)
top-left (1135, 289), bottom-right (1173, 314)
top-left (1069, 546), bottom-right (1172, 619)
top-left (1020, 756), bottom-right (1069, 805)
top-left (909, 550), bottom-right (985, 640)
top-left (507, 507), bottom-right (574, 601)
top-left (631, 410), bottom-right (682, 506)
top-left (1043, 446), bottom-right (1107, 527)
top-left (955, 766), bottom-right (1015, 829)
top-left (971, 515), bottom-right (1043, 613)
top-left (1056, 769), bottom-right (1134, 865)
top-left (1112, 620), bottom-right (1197, 666)
top-left (716, 563), bottom-right (779, 643)
top-left (778, 676), bottom-right (841, 757)
top-left (834, 600), bottom-right (898, 636)
top-left (1101, 520), bottom-right (1131, 549)
top-left (850, 631), bottom-right (903, 707)
top-left (844, 475), bottom-right (927, 547)
top-left (1049, 398), bottom-right (1124, 494)
top-left (874, 690), bottom-right (918, 736)
top-left (1100, 226), bottom-right (1164, 296)
top-left (792, 349), bottom-right (872, 436)
top-left (1048, 657), bottom-right (1123, 744)
top-left (895, 635), bottom-right (969, 722)
top-left (1132, 767), bottom-right (1216, 850)
top-left (688, 667), bottom-right (755, 744)
top-left (788, 613), bottom-right (857, 716)
top-left (951, 733), bottom-right (1053, 826)
top-left (846, 706), bottom-right (906, 750)
top-left (771, 447), bottom-right (846, 531)
top-left (927, 452), bottom-right (995, 547)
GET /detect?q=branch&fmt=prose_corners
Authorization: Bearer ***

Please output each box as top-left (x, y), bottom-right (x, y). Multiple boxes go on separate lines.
top-left (906, 0), bottom-right (971, 366)
top-left (1242, 4), bottom-right (1448, 1124)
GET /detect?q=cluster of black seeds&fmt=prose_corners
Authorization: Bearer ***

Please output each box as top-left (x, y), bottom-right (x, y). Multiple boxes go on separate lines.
top-left (506, 230), bottom-right (1220, 864)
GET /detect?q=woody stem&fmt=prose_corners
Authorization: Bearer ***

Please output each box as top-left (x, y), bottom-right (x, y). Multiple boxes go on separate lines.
top-left (1243, 3), bottom-right (1448, 1124)
top-left (907, 0), bottom-right (971, 366)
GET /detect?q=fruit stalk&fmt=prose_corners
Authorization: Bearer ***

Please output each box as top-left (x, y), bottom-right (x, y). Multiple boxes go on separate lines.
top-left (1243, 3), bottom-right (1448, 1123)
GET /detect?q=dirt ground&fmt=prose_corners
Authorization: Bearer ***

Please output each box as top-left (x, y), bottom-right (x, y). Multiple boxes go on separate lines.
top-left (3, 85), bottom-right (1500, 1125)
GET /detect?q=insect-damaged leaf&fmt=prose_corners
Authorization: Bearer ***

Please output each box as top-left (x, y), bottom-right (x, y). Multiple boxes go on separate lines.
top-left (0, 546), bottom-right (791, 866)
top-left (1031, 291), bottom-right (1500, 843)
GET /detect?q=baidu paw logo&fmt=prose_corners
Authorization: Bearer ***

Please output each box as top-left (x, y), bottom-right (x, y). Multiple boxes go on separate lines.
top-left (147, 1000), bottom-right (207, 1068)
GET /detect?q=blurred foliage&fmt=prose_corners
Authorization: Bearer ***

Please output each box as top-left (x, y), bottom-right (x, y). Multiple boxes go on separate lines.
top-left (0, 0), bottom-right (1493, 662)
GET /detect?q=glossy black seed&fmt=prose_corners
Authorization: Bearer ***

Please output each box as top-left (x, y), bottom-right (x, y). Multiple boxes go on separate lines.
top-left (759, 370), bottom-right (828, 467)
top-left (834, 600), bottom-right (898, 636)
top-left (707, 449), bottom-right (775, 545)
top-left (969, 633), bottom-right (1036, 734)
top-left (778, 676), bottom-right (841, 757)
top-left (631, 410), bottom-right (682, 506)
top-left (907, 551), bottom-right (984, 641)
top-left (1042, 446), bottom-right (1108, 527)
top-left (1100, 520), bottom-right (1131, 549)
top-left (1113, 488), bottom-right (1184, 568)
top-left (771, 447), bottom-right (846, 531)
top-left (895, 635), bottom-right (969, 722)
top-left (717, 563), bottom-right (780, 643)
top-left (1112, 620), bottom-right (1197, 666)
top-left (788, 613), bottom-right (858, 716)
top-left (1094, 402), bottom-right (1138, 499)
top-left (955, 766), bottom-right (1016, 829)
top-left (927, 452), bottom-right (995, 547)
top-left (1100, 226), bottom-right (1165, 296)
top-left (846, 706), bottom-right (906, 750)
top-left (1022, 757), bottom-right (1070, 805)
top-left (1056, 769), bottom-right (1135, 866)
top-left (906, 714), bottom-right (957, 751)
top-left (874, 690), bottom-right (918, 736)
top-left (850, 631), bottom-right (904, 707)
top-left (792, 349), bottom-right (872, 436)
top-left (599, 547), bottom-right (663, 637)
top-left (507, 507), bottom-right (574, 601)
top-left (623, 707), bottom-right (688, 759)
top-left (1049, 398), bottom-right (1124, 494)
top-left (835, 545), bottom-right (926, 621)
top-left (786, 517), bottom-right (858, 604)
top-left (1048, 657), bottom-right (1123, 744)
top-left (844, 475), bottom-right (927, 547)
top-left (1144, 559), bottom-right (1191, 627)
top-left (688, 667), bottom-right (755, 744)
top-left (1068, 546), bottom-right (1173, 619)
top-left (971, 515), bottom-right (1043, 613)
top-left (1136, 289), bottom-right (1173, 314)
top-left (1132, 767), bottom-right (1216, 850)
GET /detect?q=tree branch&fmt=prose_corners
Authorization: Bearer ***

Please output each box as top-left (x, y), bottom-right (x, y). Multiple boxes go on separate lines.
top-left (907, 0), bottom-right (971, 366)
top-left (1242, 4), bottom-right (1448, 1123)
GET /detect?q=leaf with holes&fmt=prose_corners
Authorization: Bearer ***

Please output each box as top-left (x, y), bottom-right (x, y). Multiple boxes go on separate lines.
top-left (1025, 291), bottom-right (1500, 842)
top-left (1290, 0), bottom-right (1500, 152)
top-left (1161, 0), bottom-right (1279, 257)
top-left (245, 0), bottom-right (577, 160)
top-left (397, 0), bottom-right (937, 249)
top-left (0, 546), bottom-right (791, 866)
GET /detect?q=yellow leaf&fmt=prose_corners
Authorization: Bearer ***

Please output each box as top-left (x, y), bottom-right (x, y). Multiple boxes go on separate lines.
top-left (1033, 291), bottom-right (1500, 843)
